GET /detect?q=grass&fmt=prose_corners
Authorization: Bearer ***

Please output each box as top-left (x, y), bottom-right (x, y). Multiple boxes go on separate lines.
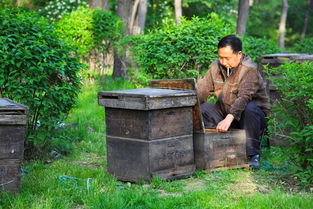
top-left (1, 75), bottom-right (313, 209)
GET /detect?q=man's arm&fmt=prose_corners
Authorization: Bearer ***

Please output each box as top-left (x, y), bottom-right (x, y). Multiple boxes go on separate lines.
top-left (229, 68), bottom-right (261, 121)
top-left (196, 63), bottom-right (216, 103)
top-left (216, 114), bottom-right (234, 132)
top-left (217, 68), bottom-right (261, 132)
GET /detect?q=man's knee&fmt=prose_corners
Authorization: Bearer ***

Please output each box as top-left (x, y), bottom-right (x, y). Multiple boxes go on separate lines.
top-left (200, 102), bottom-right (216, 115)
top-left (245, 102), bottom-right (258, 112)
top-left (244, 102), bottom-right (262, 116)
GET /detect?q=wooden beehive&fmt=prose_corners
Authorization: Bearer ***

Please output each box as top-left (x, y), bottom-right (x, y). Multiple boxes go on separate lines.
top-left (0, 98), bottom-right (28, 193)
top-left (98, 88), bottom-right (197, 182)
top-left (151, 79), bottom-right (249, 172)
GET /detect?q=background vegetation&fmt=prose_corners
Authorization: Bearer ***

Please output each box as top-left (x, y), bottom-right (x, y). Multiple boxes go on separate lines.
top-left (0, 0), bottom-right (312, 207)
top-left (0, 8), bottom-right (82, 158)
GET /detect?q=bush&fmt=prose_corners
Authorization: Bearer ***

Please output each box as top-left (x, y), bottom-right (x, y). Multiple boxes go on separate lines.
top-left (242, 36), bottom-right (280, 62)
top-left (291, 38), bottom-right (313, 54)
top-left (56, 7), bottom-right (123, 58)
top-left (267, 62), bottom-right (313, 185)
top-left (129, 14), bottom-right (233, 84)
top-left (0, 9), bottom-right (83, 157)
top-left (0, 0), bottom-right (14, 9)
top-left (38, 0), bottom-right (88, 22)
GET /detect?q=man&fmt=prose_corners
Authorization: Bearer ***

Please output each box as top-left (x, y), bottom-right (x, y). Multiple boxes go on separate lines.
top-left (196, 35), bottom-right (269, 169)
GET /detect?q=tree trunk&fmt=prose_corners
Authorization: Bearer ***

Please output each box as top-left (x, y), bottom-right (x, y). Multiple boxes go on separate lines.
top-left (112, 0), bottom-right (133, 78)
top-left (131, 0), bottom-right (148, 35)
top-left (12, 0), bottom-right (17, 6)
top-left (301, 0), bottom-right (313, 38)
top-left (236, 0), bottom-right (250, 37)
top-left (279, 0), bottom-right (288, 48)
top-left (113, 0), bottom-right (148, 78)
top-left (116, 0), bottom-right (133, 35)
top-left (174, 0), bottom-right (183, 24)
top-left (112, 52), bottom-right (127, 78)
top-left (89, 0), bottom-right (109, 10)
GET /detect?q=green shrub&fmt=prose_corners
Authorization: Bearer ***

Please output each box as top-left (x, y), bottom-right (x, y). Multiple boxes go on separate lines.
top-left (0, 0), bottom-right (14, 9)
top-left (267, 62), bottom-right (313, 186)
top-left (291, 38), bottom-right (313, 54)
top-left (56, 7), bottom-right (123, 58)
top-left (56, 7), bottom-right (93, 57)
top-left (0, 8), bottom-right (83, 157)
top-left (38, 0), bottom-right (88, 21)
top-left (242, 36), bottom-right (280, 62)
top-left (129, 14), bottom-right (233, 84)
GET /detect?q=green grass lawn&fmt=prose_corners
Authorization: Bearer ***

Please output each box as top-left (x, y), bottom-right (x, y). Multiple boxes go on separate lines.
top-left (1, 76), bottom-right (312, 209)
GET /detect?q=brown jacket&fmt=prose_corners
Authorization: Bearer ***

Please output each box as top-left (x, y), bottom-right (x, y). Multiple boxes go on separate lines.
top-left (196, 55), bottom-right (270, 121)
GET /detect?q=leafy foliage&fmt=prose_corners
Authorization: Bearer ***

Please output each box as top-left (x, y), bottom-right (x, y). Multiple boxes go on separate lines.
top-left (38, 0), bottom-right (88, 21)
top-left (0, 0), bottom-right (14, 9)
top-left (129, 15), bottom-right (233, 84)
top-left (145, 0), bottom-right (175, 30)
top-left (56, 8), bottom-right (93, 57)
top-left (267, 62), bottom-right (313, 185)
top-left (247, 0), bottom-right (281, 42)
top-left (183, 0), bottom-right (237, 26)
top-left (291, 38), bottom-right (313, 54)
top-left (243, 36), bottom-right (280, 62)
top-left (0, 8), bottom-right (83, 157)
top-left (56, 7), bottom-right (123, 58)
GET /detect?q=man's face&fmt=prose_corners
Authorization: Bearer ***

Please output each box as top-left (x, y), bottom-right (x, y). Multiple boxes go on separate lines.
top-left (218, 46), bottom-right (242, 69)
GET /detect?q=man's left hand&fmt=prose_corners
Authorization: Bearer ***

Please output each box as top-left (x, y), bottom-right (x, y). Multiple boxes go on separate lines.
top-left (216, 114), bottom-right (234, 132)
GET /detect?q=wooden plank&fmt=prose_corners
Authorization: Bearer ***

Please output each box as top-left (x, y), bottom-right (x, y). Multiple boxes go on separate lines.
top-left (107, 136), bottom-right (150, 182)
top-left (149, 134), bottom-right (194, 173)
top-left (152, 164), bottom-right (195, 180)
top-left (150, 79), bottom-right (205, 133)
top-left (0, 98), bottom-right (28, 115)
top-left (98, 88), bottom-right (197, 110)
top-left (106, 135), bottom-right (195, 182)
top-left (0, 159), bottom-right (21, 193)
top-left (106, 107), bottom-right (193, 140)
top-left (148, 107), bottom-right (193, 140)
top-left (146, 96), bottom-right (197, 110)
top-left (105, 108), bottom-right (149, 139)
top-left (0, 115), bottom-right (28, 125)
top-left (205, 164), bottom-right (249, 172)
top-left (0, 125), bottom-right (25, 160)
top-left (193, 130), bottom-right (247, 171)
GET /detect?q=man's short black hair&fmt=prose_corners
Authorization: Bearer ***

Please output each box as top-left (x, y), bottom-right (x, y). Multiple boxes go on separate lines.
top-left (218, 35), bottom-right (242, 53)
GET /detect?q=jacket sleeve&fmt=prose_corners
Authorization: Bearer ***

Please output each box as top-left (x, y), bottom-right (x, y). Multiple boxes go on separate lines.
top-left (229, 68), bottom-right (261, 121)
top-left (196, 63), bottom-right (215, 103)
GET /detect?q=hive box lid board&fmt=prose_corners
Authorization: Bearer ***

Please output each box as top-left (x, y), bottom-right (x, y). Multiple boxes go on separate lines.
top-left (0, 98), bottom-right (28, 114)
top-left (261, 53), bottom-right (309, 58)
top-left (98, 88), bottom-right (197, 110)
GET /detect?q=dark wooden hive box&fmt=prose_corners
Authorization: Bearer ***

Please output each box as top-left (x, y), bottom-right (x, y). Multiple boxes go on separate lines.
top-left (151, 79), bottom-right (249, 172)
top-left (0, 98), bottom-right (28, 193)
top-left (0, 159), bottom-right (21, 193)
top-left (98, 88), bottom-right (197, 182)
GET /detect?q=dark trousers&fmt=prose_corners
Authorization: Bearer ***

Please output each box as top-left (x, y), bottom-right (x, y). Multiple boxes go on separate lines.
top-left (200, 102), bottom-right (267, 156)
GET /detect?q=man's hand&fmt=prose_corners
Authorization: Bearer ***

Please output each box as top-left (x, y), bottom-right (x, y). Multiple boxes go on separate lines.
top-left (216, 114), bottom-right (234, 132)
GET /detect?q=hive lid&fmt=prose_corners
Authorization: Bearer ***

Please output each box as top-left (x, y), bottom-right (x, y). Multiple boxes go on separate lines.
top-left (260, 53), bottom-right (312, 64)
top-left (0, 99), bottom-right (13, 107)
top-left (99, 88), bottom-right (196, 97)
top-left (98, 87), bottom-right (197, 110)
top-left (0, 98), bottom-right (28, 114)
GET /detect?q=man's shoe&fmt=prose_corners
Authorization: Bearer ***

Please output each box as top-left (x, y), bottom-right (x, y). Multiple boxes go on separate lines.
top-left (249, 155), bottom-right (260, 169)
